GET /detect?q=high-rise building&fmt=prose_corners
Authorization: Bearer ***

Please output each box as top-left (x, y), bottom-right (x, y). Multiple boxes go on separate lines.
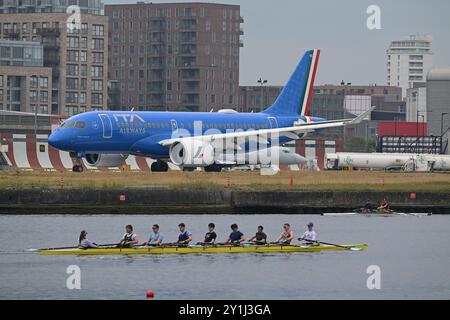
top-left (386, 34), bottom-right (433, 99)
top-left (0, 11), bottom-right (108, 115)
top-left (0, 0), bottom-right (102, 15)
top-left (426, 68), bottom-right (450, 148)
top-left (105, 2), bottom-right (243, 112)
top-left (0, 39), bottom-right (53, 113)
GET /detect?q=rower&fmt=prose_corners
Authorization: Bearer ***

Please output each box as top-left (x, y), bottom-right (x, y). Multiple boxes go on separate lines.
top-left (377, 198), bottom-right (391, 213)
top-left (361, 199), bottom-right (372, 213)
top-left (176, 223), bottom-right (193, 245)
top-left (299, 222), bottom-right (317, 245)
top-left (249, 226), bottom-right (267, 245)
top-left (197, 223), bottom-right (217, 245)
top-left (143, 224), bottom-right (164, 246)
top-left (118, 224), bottom-right (139, 248)
top-left (225, 224), bottom-right (245, 244)
top-left (275, 223), bottom-right (294, 244)
top-left (78, 230), bottom-right (98, 249)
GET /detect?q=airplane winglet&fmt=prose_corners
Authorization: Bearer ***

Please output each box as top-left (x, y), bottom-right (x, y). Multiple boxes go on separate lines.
top-left (346, 107), bottom-right (376, 126)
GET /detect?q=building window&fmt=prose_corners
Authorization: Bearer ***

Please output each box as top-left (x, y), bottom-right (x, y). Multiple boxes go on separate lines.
top-left (39, 77), bottom-right (48, 89)
top-left (91, 93), bottom-right (103, 105)
top-left (80, 51), bottom-right (87, 62)
top-left (92, 52), bottom-right (104, 64)
top-left (0, 75), bottom-right (3, 87)
top-left (65, 92), bottom-right (78, 103)
top-left (80, 92), bottom-right (86, 104)
top-left (80, 65), bottom-right (87, 77)
top-left (93, 25), bottom-right (104, 37)
top-left (30, 91), bottom-right (38, 103)
top-left (92, 66), bottom-right (103, 77)
top-left (67, 50), bottom-right (79, 62)
top-left (92, 39), bottom-right (104, 50)
top-left (66, 78), bottom-right (79, 90)
top-left (39, 91), bottom-right (48, 103)
top-left (67, 37), bottom-right (79, 48)
top-left (91, 80), bottom-right (103, 91)
top-left (30, 76), bottom-right (38, 88)
top-left (65, 106), bottom-right (79, 116)
top-left (80, 37), bottom-right (87, 49)
top-left (66, 64), bottom-right (79, 76)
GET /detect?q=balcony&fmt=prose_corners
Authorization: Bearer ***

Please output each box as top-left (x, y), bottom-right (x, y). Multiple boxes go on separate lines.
top-left (182, 84), bottom-right (200, 93)
top-left (239, 16), bottom-right (244, 23)
top-left (239, 28), bottom-right (244, 36)
top-left (239, 40), bottom-right (244, 48)
top-left (36, 28), bottom-right (61, 36)
top-left (180, 32), bottom-right (197, 43)
top-left (180, 19), bottom-right (197, 30)
top-left (3, 30), bottom-right (20, 39)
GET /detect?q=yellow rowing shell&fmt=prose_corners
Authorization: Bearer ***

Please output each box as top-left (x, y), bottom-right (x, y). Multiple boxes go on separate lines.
top-left (37, 244), bottom-right (368, 255)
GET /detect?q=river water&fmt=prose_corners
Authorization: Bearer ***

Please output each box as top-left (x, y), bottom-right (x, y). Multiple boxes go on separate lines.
top-left (0, 214), bottom-right (449, 300)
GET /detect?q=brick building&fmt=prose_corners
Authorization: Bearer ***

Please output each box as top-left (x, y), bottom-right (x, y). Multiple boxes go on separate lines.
top-left (105, 2), bottom-right (243, 112)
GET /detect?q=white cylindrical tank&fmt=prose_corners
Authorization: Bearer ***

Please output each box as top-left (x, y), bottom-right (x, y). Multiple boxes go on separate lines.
top-left (326, 153), bottom-right (450, 171)
top-left (326, 153), bottom-right (413, 170)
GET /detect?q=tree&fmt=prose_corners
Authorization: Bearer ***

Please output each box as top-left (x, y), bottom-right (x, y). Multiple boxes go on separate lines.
top-left (345, 136), bottom-right (376, 153)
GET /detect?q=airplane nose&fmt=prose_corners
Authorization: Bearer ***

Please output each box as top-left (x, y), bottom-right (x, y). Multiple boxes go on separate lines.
top-left (48, 132), bottom-right (64, 150)
top-left (294, 154), bottom-right (307, 164)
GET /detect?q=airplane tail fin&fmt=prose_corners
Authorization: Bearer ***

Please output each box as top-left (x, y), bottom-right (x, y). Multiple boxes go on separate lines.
top-left (263, 49), bottom-right (320, 117)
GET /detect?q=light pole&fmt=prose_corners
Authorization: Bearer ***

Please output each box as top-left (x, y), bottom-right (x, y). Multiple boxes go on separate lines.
top-left (441, 113), bottom-right (448, 137)
top-left (257, 78), bottom-right (267, 112)
top-left (416, 110), bottom-right (431, 137)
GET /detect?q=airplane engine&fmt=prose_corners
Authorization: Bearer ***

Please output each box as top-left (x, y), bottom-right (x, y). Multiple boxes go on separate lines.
top-left (85, 154), bottom-right (128, 168)
top-left (169, 139), bottom-right (215, 168)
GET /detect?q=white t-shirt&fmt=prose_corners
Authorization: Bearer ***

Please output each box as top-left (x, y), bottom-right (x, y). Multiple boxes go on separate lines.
top-left (301, 230), bottom-right (316, 241)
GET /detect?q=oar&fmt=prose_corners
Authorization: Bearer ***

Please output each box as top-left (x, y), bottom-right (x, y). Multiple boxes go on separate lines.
top-left (297, 238), bottom-right (363, 251)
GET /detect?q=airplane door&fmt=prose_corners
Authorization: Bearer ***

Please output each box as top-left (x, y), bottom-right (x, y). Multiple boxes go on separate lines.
top-left (99, 114), bottom-right (113, 139)
top-left (268, 117), bottom-right (278, 129)
top-left (170, 119), bottom-right (178, 131)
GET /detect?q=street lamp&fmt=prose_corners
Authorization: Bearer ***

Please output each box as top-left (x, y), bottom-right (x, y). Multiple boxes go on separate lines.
top-left (441, 113), bottom-right (448, 137)
top-left (416, 110), bottom-right (432, 137)
top-left (257, 78), bottom-right (268, 112)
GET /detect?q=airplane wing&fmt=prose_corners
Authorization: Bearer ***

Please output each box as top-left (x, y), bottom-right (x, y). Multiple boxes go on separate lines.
top-left (159, 107), bottom-right (375, 147)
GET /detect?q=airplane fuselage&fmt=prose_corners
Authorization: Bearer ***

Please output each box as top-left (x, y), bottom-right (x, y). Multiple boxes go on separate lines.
top-left (49, 111), bottom-right (325, 159)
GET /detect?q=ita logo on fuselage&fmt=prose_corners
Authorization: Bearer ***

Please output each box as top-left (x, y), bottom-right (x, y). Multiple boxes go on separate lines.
top-left (113, 114), bottom-right (147, 135)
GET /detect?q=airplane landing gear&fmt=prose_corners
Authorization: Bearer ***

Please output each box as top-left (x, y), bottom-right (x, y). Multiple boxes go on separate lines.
top-left (151, 160), bottom-right (169, 172)
top-left (204, 164), bottom-right (222, 173)
top-left (72, 158), bottom-right (84, 173)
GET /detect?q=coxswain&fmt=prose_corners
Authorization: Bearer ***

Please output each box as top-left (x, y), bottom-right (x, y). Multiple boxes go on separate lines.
top-left (78, 230), bottom-right (98, 249)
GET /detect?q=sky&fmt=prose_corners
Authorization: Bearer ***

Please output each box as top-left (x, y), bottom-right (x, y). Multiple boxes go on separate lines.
top-left (103, 0), bottom-right (450, 86)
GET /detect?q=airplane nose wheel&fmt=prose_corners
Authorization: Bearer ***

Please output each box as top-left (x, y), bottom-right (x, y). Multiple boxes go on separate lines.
top-left (72, 158), bottom-right (84, 173)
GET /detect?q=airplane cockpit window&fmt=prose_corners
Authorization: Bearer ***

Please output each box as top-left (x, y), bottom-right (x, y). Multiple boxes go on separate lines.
top-left (75, 121), bottom-right (86, 128)
top-left (61, 121), bottom-right (76, 128)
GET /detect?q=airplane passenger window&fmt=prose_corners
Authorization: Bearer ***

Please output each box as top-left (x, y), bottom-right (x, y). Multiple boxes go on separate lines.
top-left (75, 122), bottom-right (86, 128)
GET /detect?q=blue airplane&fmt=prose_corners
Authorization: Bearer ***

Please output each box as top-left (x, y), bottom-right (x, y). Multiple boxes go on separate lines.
top-left (48, 50), bottom-right (371, 172)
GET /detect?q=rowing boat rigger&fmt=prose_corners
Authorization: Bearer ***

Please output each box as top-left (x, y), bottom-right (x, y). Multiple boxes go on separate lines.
top-left (37, 243), bottom-right (368, 255)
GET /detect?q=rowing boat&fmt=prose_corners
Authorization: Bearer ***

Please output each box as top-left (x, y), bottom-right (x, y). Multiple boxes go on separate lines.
top-left (36, 244), bottom-right (368, 255)
top-left (322, 212), bottom-right (432, 217)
